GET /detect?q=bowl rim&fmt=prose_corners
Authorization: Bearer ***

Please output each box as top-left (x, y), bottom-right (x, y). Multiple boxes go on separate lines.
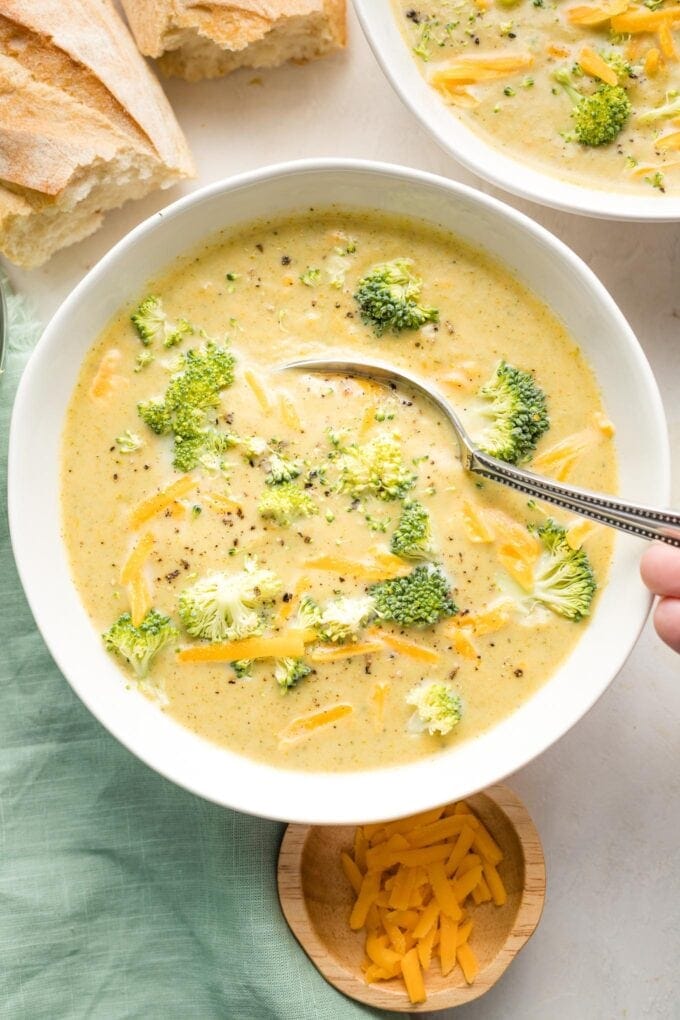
top-left (8, 158), bottom-right (670, 823)
top-left (351, 0), bottom-right (680, 222)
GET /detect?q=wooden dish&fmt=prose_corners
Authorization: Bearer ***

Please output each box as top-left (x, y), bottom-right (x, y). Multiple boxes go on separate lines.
top-left (277, 784), bottom-right (546, 1012)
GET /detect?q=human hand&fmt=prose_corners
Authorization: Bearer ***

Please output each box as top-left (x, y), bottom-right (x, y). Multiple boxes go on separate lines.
top-left (640, 544), bottom-right (680, 654)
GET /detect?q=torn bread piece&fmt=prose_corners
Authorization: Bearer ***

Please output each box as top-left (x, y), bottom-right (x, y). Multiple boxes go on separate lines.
top-left (121, 0), bottom-right (346, 82)
top-left (0, 0), bottom-right (194, 268)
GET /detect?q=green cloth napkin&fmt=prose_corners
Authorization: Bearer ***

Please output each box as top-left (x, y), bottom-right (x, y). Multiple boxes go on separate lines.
top-left (0, 273), bottom-right (395, 1020)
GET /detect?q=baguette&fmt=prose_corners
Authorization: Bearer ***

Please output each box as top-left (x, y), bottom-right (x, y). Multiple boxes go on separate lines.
top-left (0, 0), bottom-right (194, 268)
top-left (121, 0), bottom-right (346, 82)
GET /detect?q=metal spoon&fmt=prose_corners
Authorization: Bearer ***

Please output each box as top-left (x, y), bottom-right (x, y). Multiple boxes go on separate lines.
top-left (282, 356), bottom-right (680, 548)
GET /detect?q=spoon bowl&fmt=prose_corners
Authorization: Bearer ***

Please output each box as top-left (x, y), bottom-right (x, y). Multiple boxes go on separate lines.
top-left (278, 784), bottom-right (546, 1012)
top-left (283, 356), bottom-right (680, 547)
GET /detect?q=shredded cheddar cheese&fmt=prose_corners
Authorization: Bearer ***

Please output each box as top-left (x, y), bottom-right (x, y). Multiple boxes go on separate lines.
top-left (565, 0), bottom-right (628, 26)
top-left (177, 628), bottom-right (316, 663)
top-left (121, 532), bottom-right (155, 627)
top-left (89, 349), bottom-right (124, 401)
top-left (130, 475), bottom-right (196, 529)
top-left (578, 45), bottom-right (619, 84)
top-left (278, 703), bottom-right (353, 747)
top-left (342, 799), bottom-right (507, 1004)
top-left (244, 369), bottom-right (270, 412)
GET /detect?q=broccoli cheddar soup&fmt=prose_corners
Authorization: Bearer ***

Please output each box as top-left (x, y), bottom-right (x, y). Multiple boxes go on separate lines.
top-left (61, 210), bottom-right (617, 773)
top-left (393, 0), bottom-right (680, 194)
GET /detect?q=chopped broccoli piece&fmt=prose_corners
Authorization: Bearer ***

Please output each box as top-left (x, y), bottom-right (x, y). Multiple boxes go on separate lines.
top-left (354, 258), bottom-right (439, 336)
top-left (258, 482), bottom-right (318, 526)
top-left (475, 361), bottom-right (549, 465)
top-left (134, 350), bottom-right (154, 373)
top-left (240, 435), bottom-right (269, 461)
top-left (369, 563), bottom-right (457, 627)
top-left (131, 295), bottom-right (194, 347)
top-left (231, 659), bottom-right (253, 678)
top-left (137, 341), bottom-right (236, 472)
top-left (300, 267), bottom-right (321, 286)
top-left (526, 520), bottom-right (596, 621)
top-left (178, 557), bottom-right (281, 642)
top-left (131, 295), bottom-right (165, 345)
top-left (645, 171), bottom-right (665, 192)
top-left (601, 51), bottom-right (634, 78)
top-left (103, 609), bottom-right (178, 679)
top-left (554, 69), bottom-right (631, 146)
top-left (316, 596), bottom-right (376, 643)
top-left (174, 429), bottom-right (233, 476)
top-left (265, 451), bottom-right (302, 485)
top-left (337, 432), bottom-right (416, 502)
top-left (407, 681), bottom-right (463, 736)
top-left (391, 500), bottom-right (434, 561)
top-left (636, 97), bottom-right (680, 123)
top-left (275, 657), bottom-right (313, 692)
top-left (297, 595), bottom-right (323, 630)
top-left (137, 399), bottom-right (173, 435)
top-left (115, 430), bottom-right (144, 453)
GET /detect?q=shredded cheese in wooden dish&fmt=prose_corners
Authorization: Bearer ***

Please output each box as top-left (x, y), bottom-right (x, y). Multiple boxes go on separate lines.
top-left (341, 799), bottom-right (507, 1004)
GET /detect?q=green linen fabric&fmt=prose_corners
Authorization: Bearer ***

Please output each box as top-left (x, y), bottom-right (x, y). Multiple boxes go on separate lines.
top-left (0, 273), bottom-right (395, 1020)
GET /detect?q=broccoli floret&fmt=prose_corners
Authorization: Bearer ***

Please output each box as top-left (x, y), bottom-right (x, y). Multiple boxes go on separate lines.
top-left (369, 563), bottom-right (457, 627)
top-left (258, 482), bottom-right (318, 527)
top-left (354, 258), bottom-right (439, 336)
top-left (317, 596), bottom-right (376, 643)
top-left (554, 69), bottom-right (631, 146)
top-left (174, 428), bottom-right (233, 476)
top-left (131, 295), bottom-right (165, 345)
top-left (265, 451), bottom-right (302, 485)
top-left (391, 500), bottom-right (434, 561)
top-left (601, 51), bottom-right (634, 78)
top-left (300, 267), bottom-right (321, 286)
top-left (240, 435), bottom-right (269, 462)
top-left (275, 657), bottom-right (313, 692)
top-left (407, 681), bottom-right (463, 736)
top-left (231, 659), bottom-right (253, 678)
top-left (637, 97), bottom-right (680, 123)
top-left (103, 609), bottom-right (178, 679)
top-left (138, 399), bottom-right (173, 435)
top-left (527, 520), bottom-right (596, 621)
top-left (337, 432), bottom-right (416, 502)
top-left (134, 350), bottom-right (154, 373)
top-left (115, 430), bottom-right (144, 453)
top-left (475, 361), bottom-right (549, 465)
top-left (137, 341), bottom-right (236, 472)
top-left (131, 295), bottom-right (193, 347)
top-left (297, 595), bottom-right (323, 630)
top-left (178, 557), bottom-right (281, 642)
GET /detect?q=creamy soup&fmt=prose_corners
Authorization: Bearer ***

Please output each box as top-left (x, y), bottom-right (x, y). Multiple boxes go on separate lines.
top-left (61, 210), bottom-right (616, 772)
top-left (393, 0), bottom-right (680, 194)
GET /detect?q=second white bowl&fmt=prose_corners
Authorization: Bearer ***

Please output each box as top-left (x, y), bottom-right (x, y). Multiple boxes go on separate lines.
top-left (353, 0), bottom-right (680, 222)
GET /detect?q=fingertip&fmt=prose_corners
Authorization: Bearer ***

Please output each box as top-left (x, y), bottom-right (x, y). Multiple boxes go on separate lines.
top-left (653, 597), bottom-right (680, 655)
top-left (640, 543), bottom-right (680, 598)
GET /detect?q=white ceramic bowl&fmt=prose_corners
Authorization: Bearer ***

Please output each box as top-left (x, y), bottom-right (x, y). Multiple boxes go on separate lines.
top-left (352, 0), bottom-right (680, 222)
top-left (9, 160), bottom-right (669, 823)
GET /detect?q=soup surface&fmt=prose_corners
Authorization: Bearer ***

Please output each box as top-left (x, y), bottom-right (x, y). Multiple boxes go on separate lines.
top-left (61, 209), bottom-right (616, 772)
top-left (393, 0), bottom-right (680, 194)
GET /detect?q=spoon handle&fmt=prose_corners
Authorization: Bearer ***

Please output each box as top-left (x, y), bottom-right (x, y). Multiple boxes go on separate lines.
top-left (469, 450), bottom-right (680, 548)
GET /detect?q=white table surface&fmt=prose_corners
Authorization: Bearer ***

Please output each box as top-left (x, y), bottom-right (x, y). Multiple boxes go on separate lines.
top-left (5, 7), bottom-right (680, 1019)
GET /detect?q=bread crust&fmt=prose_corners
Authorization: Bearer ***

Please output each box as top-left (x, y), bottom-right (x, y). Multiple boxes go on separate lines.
top-left (0, 0), bottom-right (194, 266)
top-left (122, 0), bottom-right (346, 79)
top-left (1, 0), bottom-right (193, 173)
